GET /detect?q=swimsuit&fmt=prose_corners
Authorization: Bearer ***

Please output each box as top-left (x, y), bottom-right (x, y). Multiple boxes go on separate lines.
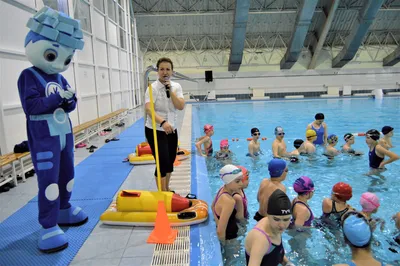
top-left (212, 187), bottom-right (238, 240)
top-left (369, 147), bottom-right (384, 169)
top-left (205, 139), bottom-right (213, 157)
top-left (311, 124), bottom-right (324, 145)
top-left (245, 227), bottom-right (285, 266)
top-left (233, 189), bottom-right (248, 219)
top-left (322, 200), bottom-right (349, 226)
top-left (290, 200), bottom-right (314, 227)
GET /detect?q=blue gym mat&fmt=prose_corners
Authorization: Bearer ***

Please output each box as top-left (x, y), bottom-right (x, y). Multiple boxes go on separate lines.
top-left (0, 117), bottom-right (145, 266)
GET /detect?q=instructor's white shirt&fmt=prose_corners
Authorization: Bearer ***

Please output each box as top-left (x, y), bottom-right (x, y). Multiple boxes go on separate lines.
top-left (145, 79), bottom-right (184, 131)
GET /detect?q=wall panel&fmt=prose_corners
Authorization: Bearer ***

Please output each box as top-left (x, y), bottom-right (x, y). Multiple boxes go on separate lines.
top-left (110, 46), bottom-right (119, 69)
top-left (111, 70), bottom-right (120, 92)
top-left (93, 10), bottom-right (106, 40)
top-left (78, 96), bottom-right (97, 123)
top-left (98, 94), bottom-right (112, 116)
top-left (78, 35), bottom-right (94, 64)
top-left (94, 39), bottom-right (108, 66)
top-left (97, 67), bottom-right (110, 93)
top-left (0, 2), bottom-right (31, 52)
top-left (76, 65), bottom-right (96, 96)
top-left (113, 92), bottom-right (122, 111)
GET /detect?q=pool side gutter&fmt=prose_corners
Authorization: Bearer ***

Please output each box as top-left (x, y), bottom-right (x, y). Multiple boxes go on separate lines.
top-left (190, 105), bottom-right (223, 266)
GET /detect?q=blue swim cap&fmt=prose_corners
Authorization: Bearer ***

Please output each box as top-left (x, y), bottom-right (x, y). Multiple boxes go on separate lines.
top-left (327, 134), bottom-right (338, 144)
top-left (268, 159), bottom-right (287, 178)
top-left (343, 215), bottom-right (372, 247)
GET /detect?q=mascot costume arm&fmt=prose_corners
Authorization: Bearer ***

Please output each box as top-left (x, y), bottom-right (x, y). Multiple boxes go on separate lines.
top-left (17, 7), bottom-right (87, 254)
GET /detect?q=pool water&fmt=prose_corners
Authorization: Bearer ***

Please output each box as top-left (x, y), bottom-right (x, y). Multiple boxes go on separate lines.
top-left (192, 98), bottom-right (400, 266)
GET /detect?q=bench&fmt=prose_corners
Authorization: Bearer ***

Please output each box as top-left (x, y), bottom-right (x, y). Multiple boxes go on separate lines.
top-left (216, 97), bottom-right (236, 101)
top-left (387, 92), bottom-right (400, 96)
top-left (353, 93), bottom-right (372, 97)
top-left (0, 108), bottom-right (128, 188)
top-left (285, 95), bottom-right (304, 99)
top-left (251, 96), bottom-right (270, 100)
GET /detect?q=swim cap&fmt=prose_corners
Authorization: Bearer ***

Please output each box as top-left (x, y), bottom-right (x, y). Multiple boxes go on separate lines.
top-left (344, 133), bottom-right (354, 141)
top-left (268, 159), bottom-right (287, 178)
top-left (382, 126), bottom-right (394, 135)
top-left (315, 113), bottom-right (325, 120)
top-left (366, 129), bottom-right (380, 141)
top-left (204, 124), bottom-right (214, 133)
top-left (294, 139), bottom-right (304, 148)
top-left (220, 139), bottom-right (229, 148)
top-left (274, 126), bottom-right (285, 135)
top-left (332, 182), bottom-right (353, 201)
top-left (236, 165), bottom-right (249, 181)
top-left (343, 214), bottom-right (372, 247)
top-left (219, 164), bottom-right (243, 184)
top-left (306, 129), bottom-right (317, 138)
top-left (267, 189), bottom-right (291, 216)
top-left (251, 128), bottom-right (260, 135)
top-left (293, 176), bottom-right (314, 194)
top-left (327, 134), bottom-right (338, 144)
top-left (360, 192), bottom-right (380, 212)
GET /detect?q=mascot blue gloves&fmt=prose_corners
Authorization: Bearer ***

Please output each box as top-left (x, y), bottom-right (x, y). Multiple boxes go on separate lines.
top-left (17, 7), bottom-right (87, 253)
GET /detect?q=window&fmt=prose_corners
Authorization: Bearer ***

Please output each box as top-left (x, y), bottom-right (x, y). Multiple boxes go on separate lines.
top-left (94, 0), bottom-right (105, 13)
top-left (120, 28), bottom-right (126, 49)
top-left (42, 0), bottom-right (69, 15)
top-left (118, 7), bottom-right (125, 29)
top-left (107, 0), bottom-right (116, 22)
top-left (73, 0), bottom-right (91, 33)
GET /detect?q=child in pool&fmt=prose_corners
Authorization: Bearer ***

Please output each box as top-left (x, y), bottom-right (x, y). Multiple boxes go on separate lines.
top-left (195, 124), bottom-right (214, 157)
top-left (322, 182), bottom-right (355, 227)
top-left (215, 139), bottom-right (232, 161)
top-left (247, 128), bottom-right (262, 158)
top-left (212, 165), bottom-right (243, 243)
top-left (324, 134), bottom-right (341, 159)
top-left (379, 126), bottom-right (394, 150)
top-left (359, 192), bottom-right (385, 232)
top-left (233, 166), bottom-right (249, 220)
top-left (342, 133), bottom-right (364, 156)
top-left (290, 176), bottom-right (315, 230)
top-left (289, 139), bottom-right (303, 162)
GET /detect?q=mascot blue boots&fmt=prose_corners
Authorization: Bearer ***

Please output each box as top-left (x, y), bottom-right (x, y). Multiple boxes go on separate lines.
top-left (17, 7), bottom-right (87, 253)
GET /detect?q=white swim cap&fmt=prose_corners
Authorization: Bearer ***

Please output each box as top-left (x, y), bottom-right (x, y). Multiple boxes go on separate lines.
top-left (219, 165), bottom-right (243, 184)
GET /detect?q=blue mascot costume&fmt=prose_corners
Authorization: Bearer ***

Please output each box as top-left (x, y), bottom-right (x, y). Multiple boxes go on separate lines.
top-left (17, 7), bottom-right (88, 253)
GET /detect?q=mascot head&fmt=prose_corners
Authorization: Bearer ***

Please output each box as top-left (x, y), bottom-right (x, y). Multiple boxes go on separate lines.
top-left (24, 7), bottom-right (84, 74)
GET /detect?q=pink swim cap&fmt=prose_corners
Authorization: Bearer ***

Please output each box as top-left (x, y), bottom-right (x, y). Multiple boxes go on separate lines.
top-left (220, 139), bottom-right (229, 148)
top-left (360, 192), bottom-right (380, 212)
top-left (204, 124), bottom-right (214, 133)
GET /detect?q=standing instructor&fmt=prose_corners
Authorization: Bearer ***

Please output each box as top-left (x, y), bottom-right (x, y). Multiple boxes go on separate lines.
top-left (145, 58), bottom-right (185, 191)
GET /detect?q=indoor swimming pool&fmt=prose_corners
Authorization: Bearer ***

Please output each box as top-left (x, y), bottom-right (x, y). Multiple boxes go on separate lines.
top-left (192, 98), bottom-right (400, 266)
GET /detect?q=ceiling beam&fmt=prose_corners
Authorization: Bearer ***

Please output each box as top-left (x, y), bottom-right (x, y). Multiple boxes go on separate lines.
top-left (228, 0), bottom-right (250, 72)
top-left (332, 0), bottom-right (385, 68)
top-left (383, 46), bottom-right (400, 66)
top-left (308, 0), bottom-right (340, 69)
top-left (280, 0), bottom-right (319, 69)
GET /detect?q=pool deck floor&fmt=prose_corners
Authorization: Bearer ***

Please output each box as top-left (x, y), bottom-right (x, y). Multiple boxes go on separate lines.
top-left (0, 106), bottom-right (189, 266)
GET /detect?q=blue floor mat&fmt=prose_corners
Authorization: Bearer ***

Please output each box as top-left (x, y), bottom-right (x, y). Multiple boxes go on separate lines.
top-left (0, 118), bottom-right (145, 266)
top-left (0, 199), bottom-right (111, 266)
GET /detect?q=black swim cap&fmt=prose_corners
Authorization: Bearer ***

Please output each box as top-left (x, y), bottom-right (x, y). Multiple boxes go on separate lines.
top-left (294, 139), bottom-right (304, 148)
top-left (251, 128), bottom-right (260, 135)
top-left (344, 133), bottom-right (353, 141)
top-left (315, 113), bottom-right (324, 120)
top-left (382, 126), bottom-right (394, 135)
top-left (366, 129), bottom-right (380, 141)
top-left (267, 189), bottom-right (291, 216)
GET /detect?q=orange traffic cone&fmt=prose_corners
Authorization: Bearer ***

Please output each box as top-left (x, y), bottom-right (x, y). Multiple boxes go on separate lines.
top-left (147, 201), bottom-right (178, 244)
